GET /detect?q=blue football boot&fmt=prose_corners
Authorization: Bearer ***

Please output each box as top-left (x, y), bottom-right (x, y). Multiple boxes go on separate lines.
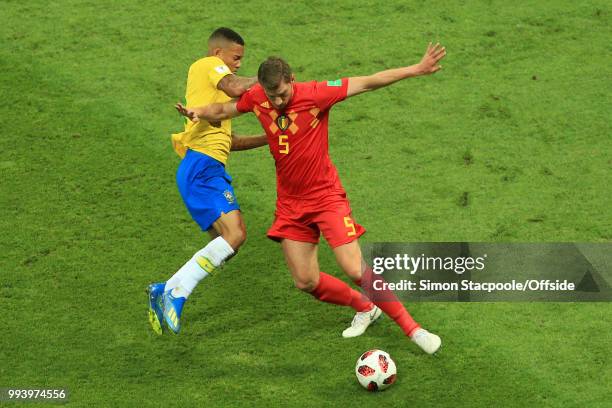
top-left (146, 282), bottom-right (165, 335)
top-left (162, 290), bottom-right (186, 334)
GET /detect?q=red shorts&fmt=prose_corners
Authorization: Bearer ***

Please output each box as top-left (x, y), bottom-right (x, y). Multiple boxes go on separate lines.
top-left (267, 192), bottom-right (366, 248)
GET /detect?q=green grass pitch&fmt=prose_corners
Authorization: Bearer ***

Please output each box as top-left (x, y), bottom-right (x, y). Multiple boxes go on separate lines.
top-left (1, 1), bottom-right (610, 406)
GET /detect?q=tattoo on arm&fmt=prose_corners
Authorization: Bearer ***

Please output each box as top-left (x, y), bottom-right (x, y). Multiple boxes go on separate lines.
top-left (218, 75), bottom-right (258, 98)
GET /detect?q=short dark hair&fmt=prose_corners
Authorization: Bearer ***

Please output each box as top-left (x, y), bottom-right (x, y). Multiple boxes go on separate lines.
top-left (258, 57), bottom-right (292, 90)
top-left (208, 27), bottom-right (244, 46)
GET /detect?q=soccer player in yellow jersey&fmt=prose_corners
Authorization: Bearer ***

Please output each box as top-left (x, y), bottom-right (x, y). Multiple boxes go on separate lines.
top-left (147, 28), bottom-right (267, 334)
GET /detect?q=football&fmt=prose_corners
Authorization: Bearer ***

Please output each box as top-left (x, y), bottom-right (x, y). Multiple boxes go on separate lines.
top-left (355, 349), bottom-right (397, 391)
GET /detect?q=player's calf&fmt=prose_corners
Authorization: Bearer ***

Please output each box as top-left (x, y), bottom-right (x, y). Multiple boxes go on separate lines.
top-left (162, 236), bottom-right (236, 334)
top-left (356, 264), bottom-right (442, 355)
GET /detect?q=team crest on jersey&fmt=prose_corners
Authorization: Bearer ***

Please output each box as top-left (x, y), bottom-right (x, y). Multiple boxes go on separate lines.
top-left (223, 190), bottom-right (235, 204)
top-left (276, 115), bottom-right (291, 131)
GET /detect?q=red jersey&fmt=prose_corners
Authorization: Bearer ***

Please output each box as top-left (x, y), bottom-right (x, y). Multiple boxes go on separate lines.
top-left (236, 78), bottom-right (349, 200)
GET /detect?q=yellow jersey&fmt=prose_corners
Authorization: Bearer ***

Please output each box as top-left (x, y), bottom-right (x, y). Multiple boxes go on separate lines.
top-left (172, 56), bottom-right (233, 164)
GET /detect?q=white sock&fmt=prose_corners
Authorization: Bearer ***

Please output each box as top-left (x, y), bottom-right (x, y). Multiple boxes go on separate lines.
top-left (165, 237), bottom-right (235, 298)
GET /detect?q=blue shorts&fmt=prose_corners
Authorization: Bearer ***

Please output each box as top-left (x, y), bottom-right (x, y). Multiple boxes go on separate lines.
top-left (176, 149), bottom-right (240, 231)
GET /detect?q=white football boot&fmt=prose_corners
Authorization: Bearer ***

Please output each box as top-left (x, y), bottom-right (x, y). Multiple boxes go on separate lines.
top-left (342, 306), bottom-right (383, 338)
top-left (411, 328), bottom-right (442, 354)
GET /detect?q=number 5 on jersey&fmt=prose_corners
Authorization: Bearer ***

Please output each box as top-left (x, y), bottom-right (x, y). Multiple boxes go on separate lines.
top-left (279, 134), bottom-right (289, 154)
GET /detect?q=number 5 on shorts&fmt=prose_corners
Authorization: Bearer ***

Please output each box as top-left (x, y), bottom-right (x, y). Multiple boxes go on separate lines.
top-left (344, 216), bottom-right (356, 236)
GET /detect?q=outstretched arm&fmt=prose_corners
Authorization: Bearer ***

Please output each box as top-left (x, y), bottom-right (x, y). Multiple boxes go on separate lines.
top-left (175, 101), bottom-right (242, 123)
top-left (347, 43), bottom-right (446, 97)
top-left (231, 132), bottom-right (268, 151)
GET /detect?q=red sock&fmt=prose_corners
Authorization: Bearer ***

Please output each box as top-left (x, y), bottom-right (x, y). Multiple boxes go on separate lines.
top-left (356, 269), bottom-right (420, 337)
top-left (311, 272), bottom-right (373, 313)
top-left (350, 288), bottom-right (374, 313)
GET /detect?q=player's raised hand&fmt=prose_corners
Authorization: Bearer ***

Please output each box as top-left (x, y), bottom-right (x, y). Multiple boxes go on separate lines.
top-left (175, 103), bottom-right (200, 123)
top-left (419, 42), bottom-right (446, 75)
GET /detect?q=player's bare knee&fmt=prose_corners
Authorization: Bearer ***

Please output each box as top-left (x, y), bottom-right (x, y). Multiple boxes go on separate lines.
top-left (294, 277), bottom-right (318, 292)
top-left (223, 226), bottom-right (246, 250)
top-left (233, 226), bottom-right (247, 248)
top-left (345, 268), bottom-right (362, 283)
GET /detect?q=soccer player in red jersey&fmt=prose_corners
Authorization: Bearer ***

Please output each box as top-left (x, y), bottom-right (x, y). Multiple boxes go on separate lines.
top-left (176, 43), bottom-right (446, 354)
